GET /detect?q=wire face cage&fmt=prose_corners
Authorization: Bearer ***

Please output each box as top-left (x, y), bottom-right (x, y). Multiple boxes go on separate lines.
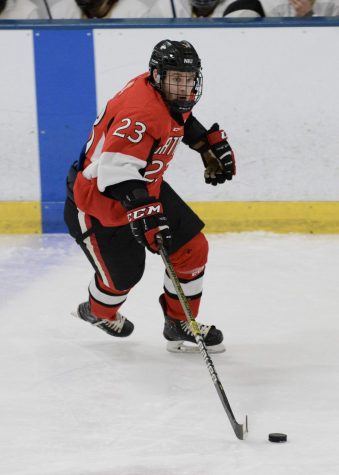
top-left (161, 69), bottom-right (203, 113)
top-left (149, 39), bottom-right (203, 113)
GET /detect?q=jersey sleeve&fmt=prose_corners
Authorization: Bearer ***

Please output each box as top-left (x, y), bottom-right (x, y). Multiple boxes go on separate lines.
top-left (96, 108), bottom-right (159, 192)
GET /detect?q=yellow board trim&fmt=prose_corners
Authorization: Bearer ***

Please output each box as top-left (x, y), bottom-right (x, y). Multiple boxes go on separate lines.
top-left (0, 201), bottom-right (339, 234)
top-left (0, 202), bottom-right (41, 234)
top-left (189, 202), bottom-right (339, 234)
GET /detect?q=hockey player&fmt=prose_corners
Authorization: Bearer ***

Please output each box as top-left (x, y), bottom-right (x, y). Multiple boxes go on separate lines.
top-left (64, 39), bottom-right (236, 353)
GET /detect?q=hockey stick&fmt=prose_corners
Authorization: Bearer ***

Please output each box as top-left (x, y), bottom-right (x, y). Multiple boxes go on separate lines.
top-left (156, 234), bottom-right (248, 440)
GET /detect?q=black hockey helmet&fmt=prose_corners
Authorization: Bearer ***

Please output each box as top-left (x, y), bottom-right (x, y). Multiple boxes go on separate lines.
top-left (149, 39), bottom-right (203, 113)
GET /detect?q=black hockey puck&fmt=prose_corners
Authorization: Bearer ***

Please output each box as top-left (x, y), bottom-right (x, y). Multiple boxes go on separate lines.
top-left (268, 433), bottom-right (287, 443)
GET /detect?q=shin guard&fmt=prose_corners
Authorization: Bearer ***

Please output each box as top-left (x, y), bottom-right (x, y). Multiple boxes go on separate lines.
top-left (162, 232), bottom-right (208, 320)
top-left (89, 274), bottom-right (130, 320)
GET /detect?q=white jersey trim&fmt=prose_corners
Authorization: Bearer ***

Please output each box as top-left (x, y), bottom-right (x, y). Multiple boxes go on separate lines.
top-left (89, 133), bottom-right (106, 162)
top-left (82, 152), bottom-right (147, 191)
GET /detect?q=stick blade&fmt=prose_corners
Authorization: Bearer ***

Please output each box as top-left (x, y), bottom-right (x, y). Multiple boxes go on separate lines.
top-left (233, 415), bottom-right (248, 440)
top-left (166, 340), bottom-right (226, 354)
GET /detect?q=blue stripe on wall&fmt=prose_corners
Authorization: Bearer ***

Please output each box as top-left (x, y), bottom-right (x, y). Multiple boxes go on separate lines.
top-left (34, 29), bottom-right (97, 232)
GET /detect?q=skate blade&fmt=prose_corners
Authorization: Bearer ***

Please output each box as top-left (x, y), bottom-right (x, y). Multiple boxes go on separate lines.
top-left (166, 340), bottom-right (226, 354)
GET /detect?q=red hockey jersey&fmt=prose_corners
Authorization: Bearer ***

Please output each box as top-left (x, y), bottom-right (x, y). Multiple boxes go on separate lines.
top-left (74, 72), bottom-right (189, 227)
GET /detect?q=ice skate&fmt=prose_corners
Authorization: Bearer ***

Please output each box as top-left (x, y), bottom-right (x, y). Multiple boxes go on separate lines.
top-left (160, 296), bottom-right (225, 353)
top-left (73, 301), bottom-right (134, 337)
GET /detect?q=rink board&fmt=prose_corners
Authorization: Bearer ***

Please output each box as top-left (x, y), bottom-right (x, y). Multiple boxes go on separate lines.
top-left (2, 200), bottom-right (339, 234)
top-left (0, 202), bottom-right (41, 234)
top-left (0, 19), bottom-right (339, 233)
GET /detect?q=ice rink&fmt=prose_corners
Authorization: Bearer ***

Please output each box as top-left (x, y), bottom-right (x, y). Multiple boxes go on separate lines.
top-left (0, 232), bottom-right (338, 475)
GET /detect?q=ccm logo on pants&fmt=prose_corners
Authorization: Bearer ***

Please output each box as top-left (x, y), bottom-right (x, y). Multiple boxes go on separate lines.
top-left (127, 203), bottom-right (162, 222)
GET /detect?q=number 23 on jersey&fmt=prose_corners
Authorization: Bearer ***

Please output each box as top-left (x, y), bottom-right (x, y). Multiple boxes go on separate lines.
top-left (112, 118), bottom-right (146, 144)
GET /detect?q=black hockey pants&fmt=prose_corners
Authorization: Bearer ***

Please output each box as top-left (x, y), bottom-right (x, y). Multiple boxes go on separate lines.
top-left (64, 180), bottom-right (204, 292)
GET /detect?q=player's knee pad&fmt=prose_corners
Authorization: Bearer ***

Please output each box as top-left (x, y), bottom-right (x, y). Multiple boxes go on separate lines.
top-left (95, 258), bottom-right (145, 293)
top-left (170, 232), bottom-right (208, 278)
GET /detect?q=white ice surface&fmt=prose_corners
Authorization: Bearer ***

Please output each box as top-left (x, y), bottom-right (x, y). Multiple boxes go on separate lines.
top-left (0, 233), bottom-right (338, 475)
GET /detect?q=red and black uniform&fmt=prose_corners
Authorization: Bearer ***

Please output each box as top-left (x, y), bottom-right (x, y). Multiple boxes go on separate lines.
top-left (64, 73), bottom-right (208, 321)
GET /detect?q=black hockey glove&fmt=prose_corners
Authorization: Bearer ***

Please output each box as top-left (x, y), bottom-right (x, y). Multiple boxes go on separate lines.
top-left (202, 123), bottom-right (236, 186)
top-left (123, 191), bottom-right (172, 254)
